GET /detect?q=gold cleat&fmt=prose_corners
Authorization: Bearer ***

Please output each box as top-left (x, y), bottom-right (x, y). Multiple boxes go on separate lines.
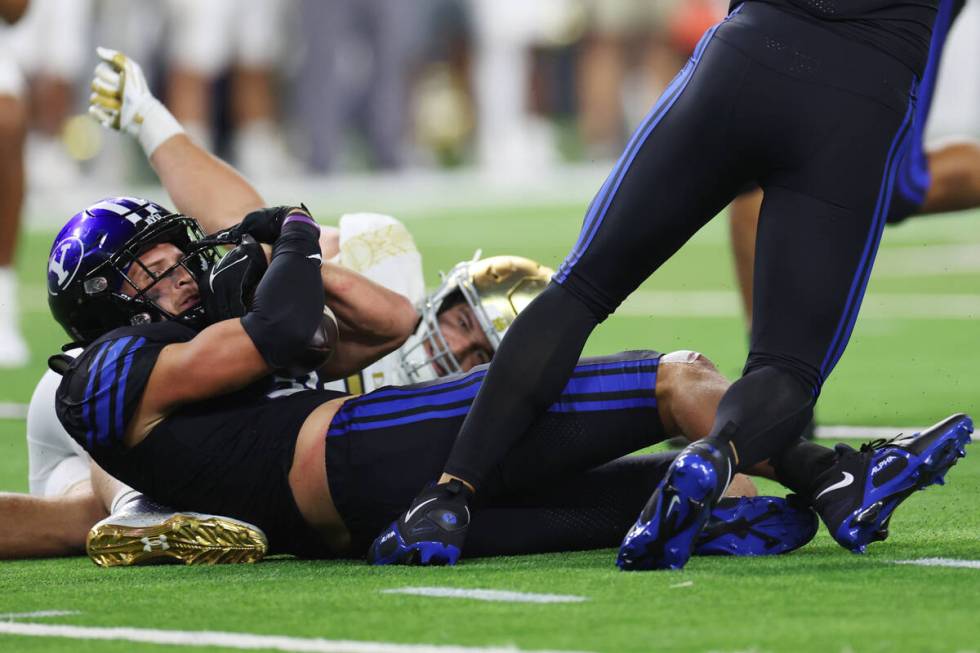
top-left (87, 512), bottom-right (268, 567)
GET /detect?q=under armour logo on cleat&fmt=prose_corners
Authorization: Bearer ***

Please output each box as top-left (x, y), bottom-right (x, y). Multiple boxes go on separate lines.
top-left (140, 534), bottom-right (170, 552)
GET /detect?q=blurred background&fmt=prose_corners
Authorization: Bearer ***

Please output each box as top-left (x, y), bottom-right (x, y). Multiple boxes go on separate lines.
top-left (2, 0), bottom-right (978, 213)
top-left (1, 0), bottom-right (979, 444)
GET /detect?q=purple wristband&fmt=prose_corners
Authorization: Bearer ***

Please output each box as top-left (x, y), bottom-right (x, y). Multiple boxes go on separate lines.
top-left (283, 213), bottom-right (318, 229)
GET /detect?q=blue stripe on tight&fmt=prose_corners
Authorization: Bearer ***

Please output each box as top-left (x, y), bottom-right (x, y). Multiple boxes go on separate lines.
top-left (561, 370), bottom-right (656, 397)
top-left (329, 394), bottom-right (658, 437)
top-left (818, 95), bottom-right (917, 383)
top-left (329, 406), bottom-right (471, 435)
top-left (94, 337), bottom-right (133, 445)
top-left (82, 342), bottom-right (110, 449)
top-left (554, 6), bottom-right (740, 284)
top-left (329, 359), bottom-right (659, 436)
top-left (555, 67), bottom-right (691, 282)
top-left (113, 337), bottom-right (145, 439)
top-left (354, 356), bottom-right (656, 407)
top-left (347, 377), bottom-right (483, 419)
top-left (343, 365), bottom-right (656, 420)
top-left (356, 369), bottom-right (486, 404)
top-left (895, 0), bottom-right (956, 203)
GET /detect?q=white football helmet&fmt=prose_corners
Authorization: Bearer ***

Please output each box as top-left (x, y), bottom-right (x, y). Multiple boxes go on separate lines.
top-left (398, 254), bottom-right (554, 382)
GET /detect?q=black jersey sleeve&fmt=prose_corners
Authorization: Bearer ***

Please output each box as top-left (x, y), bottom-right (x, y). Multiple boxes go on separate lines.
top-left (55, 321), bottom-right (196, 451)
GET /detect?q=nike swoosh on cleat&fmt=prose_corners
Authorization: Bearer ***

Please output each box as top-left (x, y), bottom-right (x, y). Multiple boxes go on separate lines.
top-left (404, 497), bottom-right (439, 522)
top-left (625, 520), bottom-right (646, 541)
top-left (815, 472), bottom-right (855, 500)
top-left (209, 255), bottom-right (247, 288)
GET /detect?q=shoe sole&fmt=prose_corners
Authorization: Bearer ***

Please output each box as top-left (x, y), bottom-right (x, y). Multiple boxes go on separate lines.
top-left (87, 513), bottom-right (269, 567)
top-left (836, 414), bottom-right (973, 553)
top-left (617, 456), bottom-right (717, 571)
top-left (696, 496), bottom-right (818, 556)
top-left (368, 523), bottom-right (461, 566)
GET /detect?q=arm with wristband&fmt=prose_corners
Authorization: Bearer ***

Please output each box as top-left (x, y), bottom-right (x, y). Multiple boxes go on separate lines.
top-left (240, 212), bottom-right (334, 373)
top-left (205, 208), bottom-right (417, 379)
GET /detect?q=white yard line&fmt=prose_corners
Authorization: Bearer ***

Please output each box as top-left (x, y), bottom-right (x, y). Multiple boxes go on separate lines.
top-left (0, 611), bottom-right (79, 620)
top-left (381, 588), bottom-right (586, 604)
top-left (0, 403), bottom-right (28, 420)
top-left (617, 290), bottom-right (980, 320)
top-left (0, 621), bottom-right (595, 653)
top-left (23, 165), bottom-right (612, 232)
top-left (894, 558), bottom-right (980, 569)
top-left (873, 244), bottom-right (980, 278)
top-left (815, 426), bottom-right (925, 440)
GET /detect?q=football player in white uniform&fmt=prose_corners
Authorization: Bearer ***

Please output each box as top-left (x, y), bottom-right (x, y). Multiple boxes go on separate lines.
top-left (0, 48), bottom-right (563, 564)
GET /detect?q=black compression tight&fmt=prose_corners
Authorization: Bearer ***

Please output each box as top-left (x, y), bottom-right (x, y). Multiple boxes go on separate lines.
top-left (467, 453), bottom-right (676, 557)
top-left (444, 283), bottom-right (600, 489)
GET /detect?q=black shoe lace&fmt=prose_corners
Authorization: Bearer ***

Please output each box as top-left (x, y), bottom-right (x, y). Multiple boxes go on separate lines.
top-left (859, 434), bottom-right (905, 453)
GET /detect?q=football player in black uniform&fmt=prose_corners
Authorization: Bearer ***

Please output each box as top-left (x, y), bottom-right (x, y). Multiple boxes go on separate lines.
top-left (381, 0), bottom-right (975, 570)
top-left (50, 197), bottom-right (830, 562)
top-left (730, 0), bottom-right (980, 328)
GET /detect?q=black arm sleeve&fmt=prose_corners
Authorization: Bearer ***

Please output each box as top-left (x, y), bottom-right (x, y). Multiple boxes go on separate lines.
top-left (241, 216), bottom-right (326, 372)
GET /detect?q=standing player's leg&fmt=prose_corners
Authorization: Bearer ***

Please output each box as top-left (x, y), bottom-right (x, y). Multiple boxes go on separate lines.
top-left (377, 17), bottom-right (757, 565)
top-left (730, 0), bottom-right (972, 325)
top-left (617, 1), bottom-right (951, 570)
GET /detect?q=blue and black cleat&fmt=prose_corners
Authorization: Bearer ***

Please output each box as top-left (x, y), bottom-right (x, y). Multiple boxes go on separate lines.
top-left (368, 479), bottom-right (471, 566)
top-left (813, 413), bottom-right (973, 553)
top-left (617, 442), bottom-right (729, 571)
top-left (694, 495), bottom-right (818, 557)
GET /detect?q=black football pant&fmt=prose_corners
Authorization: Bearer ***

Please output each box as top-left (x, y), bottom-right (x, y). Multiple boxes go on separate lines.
top-left (446, 1), bottom-right (920, 485)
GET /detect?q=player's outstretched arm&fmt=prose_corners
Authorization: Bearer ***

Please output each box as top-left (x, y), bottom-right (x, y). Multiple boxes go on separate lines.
top-left (89, 48), bottom-right (340, 260)
top-left (88, 47), bottom-right (265, 233)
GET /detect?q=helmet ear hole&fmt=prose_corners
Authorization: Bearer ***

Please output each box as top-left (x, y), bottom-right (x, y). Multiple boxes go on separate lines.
top-left (83, 277), bottom-right (109, 295)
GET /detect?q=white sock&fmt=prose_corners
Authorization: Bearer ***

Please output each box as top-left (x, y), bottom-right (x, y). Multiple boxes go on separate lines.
top-left (109, 486), bottom-right (142, 514)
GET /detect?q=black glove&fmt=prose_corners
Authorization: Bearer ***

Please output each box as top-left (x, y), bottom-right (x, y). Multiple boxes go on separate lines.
top-left (198, 235), bottom-right (268, 324)
top-left (224, 204), bottom-right (314, 245)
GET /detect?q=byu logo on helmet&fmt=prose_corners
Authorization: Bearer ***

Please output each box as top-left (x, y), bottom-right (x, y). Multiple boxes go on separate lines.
top-left (47, 236), bottom-right (85, 295)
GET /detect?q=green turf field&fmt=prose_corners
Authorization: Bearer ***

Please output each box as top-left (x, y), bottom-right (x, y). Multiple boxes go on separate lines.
top-left (1, 201), bottom-right (978, 653)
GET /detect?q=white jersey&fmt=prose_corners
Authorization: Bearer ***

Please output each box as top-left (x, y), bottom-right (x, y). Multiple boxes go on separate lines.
top-left (26, 351), bottom-right (90, 496)
top-left (333, 212), bottom-right (426, 389)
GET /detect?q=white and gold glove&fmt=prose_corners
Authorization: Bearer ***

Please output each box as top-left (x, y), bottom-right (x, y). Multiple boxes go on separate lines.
top-left (89, 47), bottom-right (184, 157)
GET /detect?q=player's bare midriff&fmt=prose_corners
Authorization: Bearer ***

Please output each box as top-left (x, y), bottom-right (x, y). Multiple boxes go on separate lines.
top-left (288, 395), bottom-right (355, 555)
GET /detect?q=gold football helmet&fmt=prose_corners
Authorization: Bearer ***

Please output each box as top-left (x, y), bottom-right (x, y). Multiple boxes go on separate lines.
top-left (399, 253), bottom-right (554, 382)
